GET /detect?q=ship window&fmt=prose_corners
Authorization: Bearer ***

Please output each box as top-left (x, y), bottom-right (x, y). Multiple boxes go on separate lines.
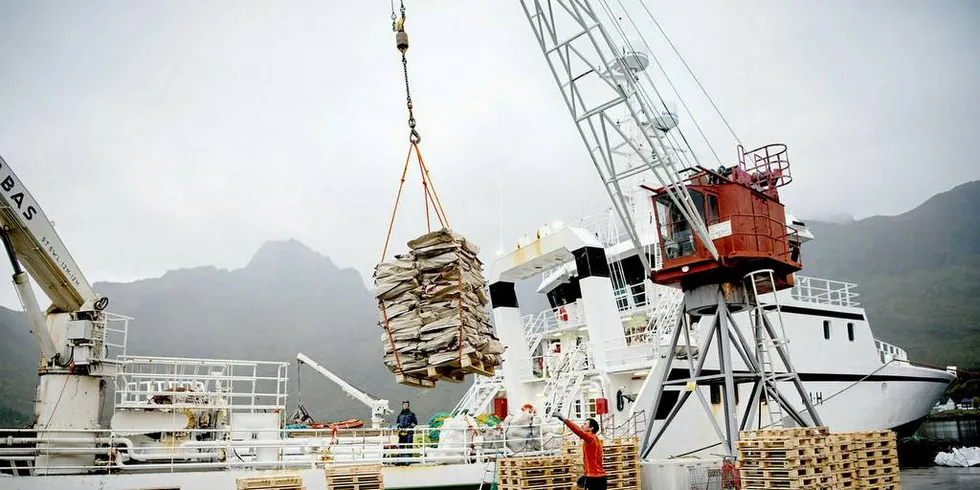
top-left (823, 320), bottom-right (831, 340)
top-left (847, 323), bottom-right (855, 341)
top-left (710, 384), bottom-right (721, 404)
top-left (706, 193), bottom-right (720, 224)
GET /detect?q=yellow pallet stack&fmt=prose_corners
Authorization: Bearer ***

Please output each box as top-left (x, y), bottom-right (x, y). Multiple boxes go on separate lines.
top-left (562, 437), bottom-right (641, 490)
top-left (848, 430), bottom-right (901, 490)
top-left (497, 455), bottom-right (575, 490)
top-left (324, 463), bottom-right (384, 490)
top-left (235, 474), bottom-right (304, 490)
top-left (737, 427), bottom-right (836, 490)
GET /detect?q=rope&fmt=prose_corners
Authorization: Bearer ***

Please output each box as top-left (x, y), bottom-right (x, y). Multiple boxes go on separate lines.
top-left (379, 144), bottom-right (415, 262)
top-left (638, 0), bottom-right (742, 146)
top-left (457, 267), bottom-right (465, 365)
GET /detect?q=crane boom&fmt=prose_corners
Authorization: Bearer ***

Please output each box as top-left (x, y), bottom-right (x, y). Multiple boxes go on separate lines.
top-left (0, 155), bottom-right (99, 312)
top-left (518, 0), bottom-right (720, 268)
top-left (296, 352), bottom-right (392, 428)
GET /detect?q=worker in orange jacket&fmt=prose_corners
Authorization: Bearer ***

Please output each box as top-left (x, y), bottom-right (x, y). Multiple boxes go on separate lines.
top-left (555, 413), bottom-right (606, 490)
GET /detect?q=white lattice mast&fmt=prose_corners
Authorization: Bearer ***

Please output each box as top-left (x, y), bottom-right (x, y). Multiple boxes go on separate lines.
top-left (518, 0), bottom-right (719, 273)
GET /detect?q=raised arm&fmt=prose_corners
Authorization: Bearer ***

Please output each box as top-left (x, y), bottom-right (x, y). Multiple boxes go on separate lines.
top-left (555, 414), bottom-right (595, 442)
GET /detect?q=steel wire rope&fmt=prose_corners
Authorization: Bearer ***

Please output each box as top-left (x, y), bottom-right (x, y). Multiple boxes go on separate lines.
top-left (638, 0), bottom-right (742, 147)
top-left (593, 0), bottom-right (714, 254)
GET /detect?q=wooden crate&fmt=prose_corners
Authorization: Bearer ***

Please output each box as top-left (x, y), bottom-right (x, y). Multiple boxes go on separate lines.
top-left (325, 463), bottom-right (383, 490)
top-left (235, 474), bottom-right (304, 490)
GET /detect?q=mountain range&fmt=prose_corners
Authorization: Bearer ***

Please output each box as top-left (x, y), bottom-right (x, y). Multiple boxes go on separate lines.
top-left (1, 181), bottom-right (978, 426)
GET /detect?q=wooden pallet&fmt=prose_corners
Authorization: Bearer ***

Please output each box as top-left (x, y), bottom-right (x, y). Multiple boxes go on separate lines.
top-left (236, 474), bottom-right (303, 490)
top-left (394, 371), bottom-right (436, 388)
top-left (324, 463), bottom-right (384, 490)
top-left (497, 455), bottom-right (576, 490)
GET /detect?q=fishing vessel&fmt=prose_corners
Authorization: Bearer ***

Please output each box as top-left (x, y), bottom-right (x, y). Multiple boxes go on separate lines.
top-left (0, 1), bottom-right (957, 489)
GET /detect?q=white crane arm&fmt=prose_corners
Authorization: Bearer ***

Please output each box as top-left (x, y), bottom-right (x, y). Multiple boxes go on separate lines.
top-left (296, 353), bottom-right (392, 426)
top-left (0, 155), bottom-right (98, 312)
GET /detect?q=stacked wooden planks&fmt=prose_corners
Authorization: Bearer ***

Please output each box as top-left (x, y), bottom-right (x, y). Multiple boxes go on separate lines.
top-left (562, 437), bottom-right (641, 490)
top-left (235, 474), bottom-right (304, 490)
top-left (324, 463), bottom-right (384, 490)
top-left (737, 427), bottom-right (836, 490)
top-left (497, 455), bottom-right (575, 490)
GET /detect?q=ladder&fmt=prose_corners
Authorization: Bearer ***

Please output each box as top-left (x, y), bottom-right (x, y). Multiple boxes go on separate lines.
top-left (541, 348), bottom-right (589, 418)
top-left (746, 270), bottom-right (789, 428)
top-left (477, 457), bottom-right (498, 490)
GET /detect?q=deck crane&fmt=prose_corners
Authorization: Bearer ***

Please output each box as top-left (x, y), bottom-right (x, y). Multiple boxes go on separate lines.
top-left (0, 155), bottom-right (130, 472)
top-left (296, 352), bottom-right (393, 429)
top-left (394, 1), bottom-right (821, 458)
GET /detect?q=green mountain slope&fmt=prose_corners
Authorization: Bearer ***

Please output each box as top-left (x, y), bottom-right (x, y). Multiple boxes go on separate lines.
top-left (800, 181), bottom-right (980, 368)
top-left (0, 240), bottom-right (467, 428)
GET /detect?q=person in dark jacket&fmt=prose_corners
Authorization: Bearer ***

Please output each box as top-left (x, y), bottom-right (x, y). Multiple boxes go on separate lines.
top-left (396, 401), bottom-right (418, 465)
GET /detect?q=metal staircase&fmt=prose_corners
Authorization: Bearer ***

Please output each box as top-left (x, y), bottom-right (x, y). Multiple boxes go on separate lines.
top-left (453, 374), bottom-right (504, 416)
top-left (647, 287), bottom-right (684, 341)
top-left (541, 347), bottom-right (590, 418)
top-left (522, 312), bottom-right (547, 356)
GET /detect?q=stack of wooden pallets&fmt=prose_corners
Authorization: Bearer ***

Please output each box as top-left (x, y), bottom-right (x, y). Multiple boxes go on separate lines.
top-left (497, 455), bottom-right (575, 490)
top-left (828, 433), bottom-right (857, 489)
top-left (737, 428), bottom-right (902, 490)
top-left (848, 430), bottom-right (901, 490)
top-left (235, 474), bottom-right (304, 490)
top-left (562, 437), bottom-right (641, 490)
top-left (737, 427), bottom-right (836, 490)
top-left (324, 463), bottom-right (384, 490)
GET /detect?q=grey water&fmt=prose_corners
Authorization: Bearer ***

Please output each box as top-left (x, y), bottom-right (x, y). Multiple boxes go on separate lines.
top-left (904, 418), bottom-right (980, 490)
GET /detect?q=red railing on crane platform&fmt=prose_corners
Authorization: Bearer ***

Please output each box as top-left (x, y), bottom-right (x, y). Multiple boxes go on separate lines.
top-left (734, 143), bottom-right (793, 192)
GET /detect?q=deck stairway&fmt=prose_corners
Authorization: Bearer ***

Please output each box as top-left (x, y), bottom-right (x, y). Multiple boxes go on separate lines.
top-left (541, 347), bottom-right (590, 418)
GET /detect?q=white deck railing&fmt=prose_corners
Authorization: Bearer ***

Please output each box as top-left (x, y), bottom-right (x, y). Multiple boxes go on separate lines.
top-left (874, 340), bottom-right (909, 364)
top-left (114, 356), bottom-right (289, 413)
top-left (791, 275), bottom-right (860, 307)
top-left (0, 422), bottom-right (579, 474)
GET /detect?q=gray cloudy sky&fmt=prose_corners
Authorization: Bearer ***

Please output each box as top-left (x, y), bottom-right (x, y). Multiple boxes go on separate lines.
top-left (0, 0), bottom-right (978, 310)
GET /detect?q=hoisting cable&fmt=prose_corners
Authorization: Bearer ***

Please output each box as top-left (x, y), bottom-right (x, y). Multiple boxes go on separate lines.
top-left (393, 0), bottom-right (420, 144)
top-left (379, 0), bottom-right (454, 376)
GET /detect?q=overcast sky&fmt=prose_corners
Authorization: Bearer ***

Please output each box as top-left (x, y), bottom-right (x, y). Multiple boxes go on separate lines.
top-left (0, 0), bottom-right (977, 310)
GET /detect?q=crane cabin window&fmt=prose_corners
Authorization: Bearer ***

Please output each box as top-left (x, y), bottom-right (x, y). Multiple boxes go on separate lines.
top-left (847, 323), bottom-right (855, 341)
top-left (656, 190), bottom-right (707, 259)
top-left (823, 320), bottom-right (831, 340)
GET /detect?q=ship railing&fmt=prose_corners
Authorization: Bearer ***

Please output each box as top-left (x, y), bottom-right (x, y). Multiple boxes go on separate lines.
top-left (113, 356), bottom-right (289, 414)
top-left (0, 423), bottom-right (580, 474)
top-left (98, 312), bottom-right (131, 360)
top-left (791, 275), bottom-right (860, 307)
top-left (874, 339), bottom-right (909, 364)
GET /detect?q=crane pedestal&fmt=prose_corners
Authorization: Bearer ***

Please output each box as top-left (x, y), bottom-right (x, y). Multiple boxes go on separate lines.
top-left (639, 274), bottom-right (822, 459)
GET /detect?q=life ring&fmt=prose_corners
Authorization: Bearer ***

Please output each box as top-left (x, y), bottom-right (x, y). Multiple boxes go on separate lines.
top-left (558, 307), bottom-right (569, 322)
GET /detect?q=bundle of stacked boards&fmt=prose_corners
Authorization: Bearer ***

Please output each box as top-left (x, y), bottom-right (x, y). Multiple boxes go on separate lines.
top-left (496, 455), bottom-right (575, 490)
top-left (561, 437), bottom-right (641, 490)
top-left (324, 463), bottom-right (384, 490)
top-left (737, 427), bottom-right (901, 490)
top-left (235, 474), bottom-right (305, 490)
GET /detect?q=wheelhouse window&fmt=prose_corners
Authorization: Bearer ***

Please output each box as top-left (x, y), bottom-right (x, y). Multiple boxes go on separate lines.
top-left (847, 323), bottom-right (855, 341)
top-left (706, 193), bottom-right (720, 224)
top-left (656, 189), bottom-right (707, 260)
top-left (823, 320), bottom-right (831, 340)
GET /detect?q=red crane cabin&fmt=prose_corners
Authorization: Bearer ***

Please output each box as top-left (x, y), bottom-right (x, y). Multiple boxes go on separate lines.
top-left (646, 144), bottom-right (803, 293)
